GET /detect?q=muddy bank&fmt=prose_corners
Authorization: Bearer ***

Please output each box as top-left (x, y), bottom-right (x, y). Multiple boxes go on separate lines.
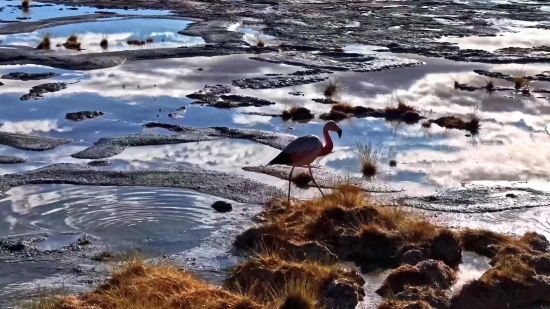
top-left (0, 156), bottom-right (26, 164)
top-left (250, 51), bottom-right (424, 72)
top-left (72, 125), bottom-right (297, 159)
top-left (242, 165), bottom-right (402, 193)
top-left (0, 132), bottom-right (71, 151)
top-left (0, 44), bottom-right (258, 70)
top-left (233, 75), bottom-right (328, 89)
top-left (402, 183), bottom-right (550, 213)
top-left (0, 163), bottom-right (285, 204)
top-left (1, 72), bottom-right (60, 81)
top-left (186, 85), bottom-right (276, 107)
top-left (21, 82), bottom-right (67, 100)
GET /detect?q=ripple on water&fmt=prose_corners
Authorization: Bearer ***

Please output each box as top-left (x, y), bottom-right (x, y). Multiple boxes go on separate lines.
top-left (0, 184), bottom-right (255, 255)
top-left (0, 18), bottom-right (205, 53)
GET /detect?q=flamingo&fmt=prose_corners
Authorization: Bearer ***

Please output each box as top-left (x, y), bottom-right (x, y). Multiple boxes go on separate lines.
top-left (267, 121), bottom-right (343, 205)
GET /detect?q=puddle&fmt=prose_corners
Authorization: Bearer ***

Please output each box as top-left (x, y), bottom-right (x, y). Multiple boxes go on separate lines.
top-left (0, 184), bottom-right (257, 254)
top-left (439, 28), bottom-right (550, 51)
top-left (0, 18), bottom-right (204, 52)
top-left (0, 0), bottom-right (173, 22)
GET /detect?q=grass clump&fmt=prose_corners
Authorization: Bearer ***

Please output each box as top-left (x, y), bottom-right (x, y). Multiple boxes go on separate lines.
top-left (292, 171), bottom-right (313, 189)
top-left (100, 35), bottom-right (108, 50)
top-left (485, 79), bottom-right (495, 91)
top-left (36, 33), bottom-right (51, 50)
top-left (331, 102), bottom-right (355, 114)
top-left (281, 106), bottom-right (314, 122)
top-left (21, 0), bottom-right (30, 8)
top-left (146, 37), bottom-right (154, 43)
top-left (385, 99), bottom-right (418, 114)
top-left (256, 36), bottom-right (265, 48)
top-left (323, 80), bottom-right (338, 97)
top-left (63, 34), bottom-right (81, 51)
top-left (356, 141), bottom-right (384, 179)
top-left (513, 76), bottom-right (529, 90)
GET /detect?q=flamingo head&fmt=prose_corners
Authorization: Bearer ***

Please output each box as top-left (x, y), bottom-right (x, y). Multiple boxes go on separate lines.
top-left (324, 120), bottom-right (343, 138)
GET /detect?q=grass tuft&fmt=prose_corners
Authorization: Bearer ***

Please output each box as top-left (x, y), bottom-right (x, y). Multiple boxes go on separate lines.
top-left (331, 102), bottom-right (355, 114)
top-left (36, 33), bottom-right (51, 50)
top-left (385, 99), bottom-right (418, 114)
top-left (292, 171), bottom-right (313, 189)
top-left (513, 76), bottom-right (529, 90)
top-left (63, 34), bottom-right (81, 51)
top-left (389, 160), bottom-right (397, 167)
top-left (21, 0), bottom-right (30, 8)
top-left (146, 37), bottom-right (154, 44)
top-left (256, 36), bottom-right (265, 48)
top-left (485, 79), bottom-right (495, 91)
top-left (323, 80), bottom-right (338, 97)
top-left (356, 141), bottom-right (384, 179)
top-left (281, 106), bottom-right (314, 122)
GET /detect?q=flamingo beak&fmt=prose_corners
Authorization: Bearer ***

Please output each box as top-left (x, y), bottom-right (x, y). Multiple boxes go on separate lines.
top-left (337, 129), bottom-right (342, 138)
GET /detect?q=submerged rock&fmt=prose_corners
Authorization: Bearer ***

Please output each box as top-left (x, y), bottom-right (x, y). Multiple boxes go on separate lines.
top-left (0, 155), bottom-right (26, 164)
top-left (66, 111), bottom-right (105, 122)
top-left (20, 82), bottom-right (67, 100)
top-left (1, 71), bottom-right (60, 81)
top-left (211, 200), bottom-right (232, 213)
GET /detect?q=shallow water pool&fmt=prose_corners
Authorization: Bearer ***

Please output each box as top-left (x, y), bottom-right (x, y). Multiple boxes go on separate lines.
top-left (0, 18), bottom-right (205, 52)
top-left (0, 0), bottom-right (173, 22)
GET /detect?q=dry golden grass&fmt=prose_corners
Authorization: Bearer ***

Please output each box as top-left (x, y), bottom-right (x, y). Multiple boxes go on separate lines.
top-left (385, 100), bottom-right (417, 114)
top-left (21, 0), bottom-right (30, 8)
top-left (323, 80), bottom-right (338, 97)
top-left (36, 33), bottom-right (51, 50)
top-left (281, 106), bottom-right (314, 121)
top-left (63, 34), bottom-right (81, 51)
top-left (37, 257), bottom-right (263, 309)
top-left (356, 141), bottom-right (384, 179)
top-left (331, 102), bottom-right (355, 114)
top-left (513, 76), bottom-right (529, 90)
top-left (274, 280), bottom-right (319, 309)
top-left (292, 171), bottom-right (313, 189)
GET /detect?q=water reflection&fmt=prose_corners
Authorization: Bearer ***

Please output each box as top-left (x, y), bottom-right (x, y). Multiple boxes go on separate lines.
top-left (0, 18), bottom-right (204, 53)
top-left (0, 54), bottom-right (549, 192)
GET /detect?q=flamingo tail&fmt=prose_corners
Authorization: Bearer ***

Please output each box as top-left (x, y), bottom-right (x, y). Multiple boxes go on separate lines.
top-left (268, 152), bottom-right (293, 165)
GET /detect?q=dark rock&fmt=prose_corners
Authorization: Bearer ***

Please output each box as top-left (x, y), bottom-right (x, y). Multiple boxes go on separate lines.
top-left (401, 249), bottom-right (426, 266)
top-left (186, 84), bottom-right (231, 102)
top-left (288, 68), bottom-right (333, 76)
top-left (8, 242), bottom-right (26, 252)
top-left (313, 98), bottom-right (339, 104)
top-left (21, 82), bottom-right (67, 100)
top-left (322, 277), bottom-right (366, 309)
top-left (193, 95), bottom-right (276, 108)
top-left (379, 300), bottom-right (433, 309)
top-left (288, 91), bottom-right (304, 96)
top-left (212, 200), bottom-right (232, 213)
top-left (66, 111), bottom-right (104, 122)
top-left (376, 260), bottom-right (456, 296)
top-left (168, 113), bottom-right (182, 119)
top-left (1, 71), bottom-right (60, 81)
top-left (505, 193), bottom-right (517, 198)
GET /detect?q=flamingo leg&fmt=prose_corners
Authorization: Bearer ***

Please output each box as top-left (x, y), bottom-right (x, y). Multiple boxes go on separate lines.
top-left (287, 166), bottom-right (295, 206)
top-left (308, 165), bottom-right (325, 197)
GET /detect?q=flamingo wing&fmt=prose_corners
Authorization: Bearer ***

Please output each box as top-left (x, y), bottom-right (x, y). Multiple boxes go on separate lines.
top-left (268, 135), bottom-right (323, 166)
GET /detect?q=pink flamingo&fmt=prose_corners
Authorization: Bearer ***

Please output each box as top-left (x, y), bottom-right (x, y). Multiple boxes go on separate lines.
top-left (267, 121), bottom-right (343, 204)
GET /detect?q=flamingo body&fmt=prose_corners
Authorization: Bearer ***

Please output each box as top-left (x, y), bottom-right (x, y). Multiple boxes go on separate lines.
top-left (267, 121), bottom-right (343, 205)
top-left (268, 135), bottom-right (323, 167)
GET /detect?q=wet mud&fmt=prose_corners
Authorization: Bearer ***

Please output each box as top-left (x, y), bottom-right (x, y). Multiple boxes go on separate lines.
top-left (72, 125), bottom-right (297, 159)
top-left (0, 132), bottom-right (71, 151)
top-left (242, 165), bottom-right (402, 193)
top-left (0, 163), bottom-right (286, 205)
top-left (402, 183), bottom-right (550, 213)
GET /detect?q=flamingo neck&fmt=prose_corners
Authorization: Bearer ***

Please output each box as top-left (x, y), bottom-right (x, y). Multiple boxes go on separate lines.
top-left (319, 128), bottom-right (333, 157)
